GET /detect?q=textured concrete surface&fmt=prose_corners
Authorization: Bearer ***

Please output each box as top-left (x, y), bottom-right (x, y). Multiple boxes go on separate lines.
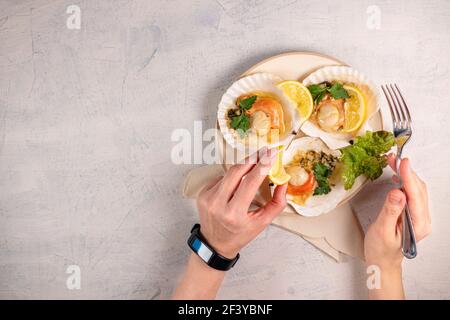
top-left (0, 0), bottom-right (449, 299)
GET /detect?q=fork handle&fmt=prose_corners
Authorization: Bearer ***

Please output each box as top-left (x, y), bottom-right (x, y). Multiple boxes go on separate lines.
top-left (402, 199), bottom-right (417, 259)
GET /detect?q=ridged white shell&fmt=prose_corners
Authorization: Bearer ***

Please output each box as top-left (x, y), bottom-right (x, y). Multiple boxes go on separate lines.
top-left (217, 73), bottom-right (299, 152)
top-left (302, 66), bottom-right (380, 149)
top-left (276, 136), bottom-right (365, 217)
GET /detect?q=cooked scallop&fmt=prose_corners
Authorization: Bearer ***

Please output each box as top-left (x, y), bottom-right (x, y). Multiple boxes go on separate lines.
top-left (301, 66), bottom-right (379, 150)
top-left (250, 110), bottom-right (270, 136)
top-left (245, 96), bottom-right (285, 135)
top-left (286, 166), bottom-right (309, 186)
top-left (277, 136), bottom-right (345, 216)
top-left (316, 96), bottom-right (345, 132)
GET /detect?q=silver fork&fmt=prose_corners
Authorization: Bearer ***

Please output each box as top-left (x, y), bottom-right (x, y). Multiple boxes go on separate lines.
top-left (381, 84), bottom-right (417, 259)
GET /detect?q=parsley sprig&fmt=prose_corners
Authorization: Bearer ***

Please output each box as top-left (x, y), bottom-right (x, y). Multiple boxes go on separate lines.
top-left (228, 96), bottom-right (257, 136)
top-left (307, 82), bottom-right (349, 104)
top-left (313, 162), bottom-right (332, 195)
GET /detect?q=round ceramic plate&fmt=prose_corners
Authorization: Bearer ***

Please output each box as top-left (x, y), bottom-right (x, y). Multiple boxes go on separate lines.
top-left (216, 51), bottom-right (384, 213)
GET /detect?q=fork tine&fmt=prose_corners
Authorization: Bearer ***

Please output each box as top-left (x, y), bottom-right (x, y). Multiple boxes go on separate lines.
top-left (381, 85), bottom-right (398, 125)
top-left (389, 84), bottom-right (407, 125)
top-left (393, 84), bottom-right (412, 123)
top-left (386, 84), bottom-right (402, 124)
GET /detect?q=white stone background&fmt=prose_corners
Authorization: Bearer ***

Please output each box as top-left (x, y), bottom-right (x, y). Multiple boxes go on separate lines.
top-left (0, 0), bottom-right (449, 299)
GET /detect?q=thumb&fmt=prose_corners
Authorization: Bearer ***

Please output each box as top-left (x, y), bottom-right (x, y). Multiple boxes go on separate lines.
top-left (377, 189), bottom-right (406, 231)
top-left (260, 184), bottom-right (288, 223)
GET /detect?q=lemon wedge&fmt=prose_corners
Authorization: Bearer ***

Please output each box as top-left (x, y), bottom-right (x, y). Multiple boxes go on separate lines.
top-left (276, 81), bottom-right (314, 120)
top-left (269, 146), bottom-right (291, 185)
top-left (342, 85), bottom-right (366, 133)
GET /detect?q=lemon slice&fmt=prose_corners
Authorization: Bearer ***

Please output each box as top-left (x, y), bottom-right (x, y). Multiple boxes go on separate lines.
top-left (269, 146), bottom-right (291, 185)
top-left (342, 85), bottom-right (366, 133)
top-left (276, 81), bottom-right (314, 120)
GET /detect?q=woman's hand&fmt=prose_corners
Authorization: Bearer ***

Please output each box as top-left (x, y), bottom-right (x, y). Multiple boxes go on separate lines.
top-left (364, 155), bottom-right (431, 299)
top-left (173, 147), bottom-right (287, 299)
top-left (197, 147), bottom-right (288, 258)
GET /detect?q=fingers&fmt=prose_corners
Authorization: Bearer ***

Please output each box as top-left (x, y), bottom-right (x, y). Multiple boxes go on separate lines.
top-left (399, 158), bottom-right (415, 188)
top-left (218, 148), bottom-right (263, 199)
top-left (377, 189), bottom-right (406, 233)
top-left (388, 154), bottom-right (414, 180)
top-left (259, 184), bottom-right (288, 223)
top-left (397, 158), bottom-right (424, 201)
top-left (199, 175), bottom-right (223, 196)
top-left (204, 175), bottom-right (224, 196)
top-left (387, 156), bottom-right (431, 241)
top-left (388, 155), bottom-right (422, 191)
top-left (387, 153), bottom-right (397, 172)
top-left (400, 159), bottom-right (431, 239)
top-left (391, 174), bottom-right (400, 184)
top-left (230, 147), bottom-right (279, 207)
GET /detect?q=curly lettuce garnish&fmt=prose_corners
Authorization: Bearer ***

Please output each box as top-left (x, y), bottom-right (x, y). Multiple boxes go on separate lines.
top-left (340, 131), bottom-right (395, 190)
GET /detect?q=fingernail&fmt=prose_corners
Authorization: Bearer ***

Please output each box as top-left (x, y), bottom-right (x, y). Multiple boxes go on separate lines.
top-left (389, 191), bottom-right (403, 204)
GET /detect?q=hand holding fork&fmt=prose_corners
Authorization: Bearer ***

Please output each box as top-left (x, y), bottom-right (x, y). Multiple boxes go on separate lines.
top-left (381, 84), bottom-right (431, 258)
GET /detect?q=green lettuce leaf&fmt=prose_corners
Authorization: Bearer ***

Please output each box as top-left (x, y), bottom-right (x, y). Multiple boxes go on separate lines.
top-left (341, 145), bottom-right (366, 190)
top-left (340, 131), bottom-right (395, 190)
top-left (353, 131), bottom-right (395, 156)
top-left (360, 156), bottom-right (386, 180)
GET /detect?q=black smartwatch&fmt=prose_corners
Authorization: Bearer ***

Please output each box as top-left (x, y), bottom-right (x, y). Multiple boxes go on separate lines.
top-left (187, 224), bottom-right (239, 271)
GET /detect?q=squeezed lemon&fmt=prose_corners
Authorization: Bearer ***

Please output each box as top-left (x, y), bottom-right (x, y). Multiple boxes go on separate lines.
top-left (268, 146), bottom-right (291, 185)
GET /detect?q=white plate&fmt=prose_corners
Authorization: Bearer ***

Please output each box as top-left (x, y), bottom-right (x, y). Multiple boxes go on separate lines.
top-left (216, 51), bottom-right (384, 214)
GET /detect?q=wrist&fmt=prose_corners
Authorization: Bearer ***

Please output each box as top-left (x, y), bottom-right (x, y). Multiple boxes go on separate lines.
top-left (366, 259), bottom-right (403, 274)
top-left (188, 224), bottom-right (240, 271)
top-left (172, 253), bottom-right (226, 300)
top-left (199, 229), bottom-right (240, 260)
top-left (190, 253), bottom-right (226, 275)
top-left (366, 261), bottom-right (404, 300)
top-left (376, 263), bottom-right (403, 279)
top-left (206, 241), bottom-right (239, 260)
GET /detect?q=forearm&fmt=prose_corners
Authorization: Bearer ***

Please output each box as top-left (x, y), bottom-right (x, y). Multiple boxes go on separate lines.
top-left (367, 264), bottom-right (405, 300)
top-left (172, 253), bottom-right (226, 300)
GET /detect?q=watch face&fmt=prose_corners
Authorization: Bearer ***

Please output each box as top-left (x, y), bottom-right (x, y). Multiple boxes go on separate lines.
top-left (192, 238), bottom-right (213, 262)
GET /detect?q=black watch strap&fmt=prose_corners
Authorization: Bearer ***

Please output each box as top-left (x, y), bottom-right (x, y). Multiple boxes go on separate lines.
top-left (187, 224), bottom-right (239, 271)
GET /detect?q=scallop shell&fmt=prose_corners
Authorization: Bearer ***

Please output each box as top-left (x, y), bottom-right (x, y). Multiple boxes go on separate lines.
top-left (301, 66), bottom-right (380, 149)
top-left (217, 73), bottom-right (299, 153)
top-left (275, 136), bottom-right (365, 217)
